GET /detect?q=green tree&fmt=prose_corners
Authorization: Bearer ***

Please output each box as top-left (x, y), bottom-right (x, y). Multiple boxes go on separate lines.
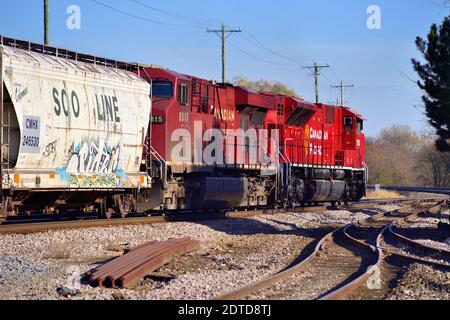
top-left (232, 76), bottom-right (299, 97)
top-left (412, 15), bottom-right (450, 152)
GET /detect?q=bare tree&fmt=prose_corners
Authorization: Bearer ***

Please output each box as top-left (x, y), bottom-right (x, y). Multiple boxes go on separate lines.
top-left (365, 125), bottom-right (450, 187)
top-left (416, 136), bottom-right (450, 187)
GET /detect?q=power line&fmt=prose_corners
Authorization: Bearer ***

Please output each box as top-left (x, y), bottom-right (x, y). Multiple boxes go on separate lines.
top-left (331, 81), bottom-right (355, 106)
top-left (239, 30), bottom-right (300, 63)
top-left (44, 0), bottom-right (49, 45)
top-left (130, 0), bottom-right (223, 28)
top-left (348, 86), bottom-right (355, 105)
top-left (207, 24), bottom-right (242, 83)
top-left (228, 41), bottom-right (293, 66)
top-left (90, 0), bottom-right (204, 28)
top-left (302, 62), bottom-right (330, 103)
top-left (328, 67), bottom-right (340, 82)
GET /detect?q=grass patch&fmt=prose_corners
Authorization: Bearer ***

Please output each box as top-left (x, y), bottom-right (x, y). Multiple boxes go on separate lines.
top-left (45, 247), bottom-right (71, 260)
top-left (366, 189), bottom-right (401, 199)
top-left (105, 243), bottom-right (124, 253)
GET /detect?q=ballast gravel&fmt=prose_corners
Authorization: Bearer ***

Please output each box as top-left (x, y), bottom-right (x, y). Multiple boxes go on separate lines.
top-left (0, 205), bottom-right (407, 300)
top-left (386, 264), bottom-right (450, 300)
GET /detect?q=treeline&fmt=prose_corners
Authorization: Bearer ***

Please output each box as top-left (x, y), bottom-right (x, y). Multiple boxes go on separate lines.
top-left (233, 76), bottom-right (298, 97)
top-left (366, 125), bottom-right (450, 187)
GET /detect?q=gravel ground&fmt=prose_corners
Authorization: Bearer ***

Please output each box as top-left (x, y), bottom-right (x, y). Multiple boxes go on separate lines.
top-left (0, 208), bottom-right (378, 300)
top-left (386, 264), bottom-right (450, 300)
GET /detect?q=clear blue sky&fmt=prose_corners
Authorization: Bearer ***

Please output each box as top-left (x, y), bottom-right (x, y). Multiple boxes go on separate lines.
top-left (0, 0), bottom-right (448, 136)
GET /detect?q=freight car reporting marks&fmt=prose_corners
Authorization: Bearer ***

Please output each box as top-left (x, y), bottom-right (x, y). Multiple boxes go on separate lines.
top-left (21, 116), bottom-right (41, 154)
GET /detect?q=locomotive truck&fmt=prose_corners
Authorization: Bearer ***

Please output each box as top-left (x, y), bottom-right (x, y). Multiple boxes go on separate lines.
top-left (0, 36), bottom-right (367, 218)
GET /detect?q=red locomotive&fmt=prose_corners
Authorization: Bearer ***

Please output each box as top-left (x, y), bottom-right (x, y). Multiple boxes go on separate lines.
top-left (136, 67), bottom-right (367, 212)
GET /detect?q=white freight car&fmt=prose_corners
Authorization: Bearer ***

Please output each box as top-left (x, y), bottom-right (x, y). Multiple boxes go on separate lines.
top-left (0, 37), bottom-right (152, 217)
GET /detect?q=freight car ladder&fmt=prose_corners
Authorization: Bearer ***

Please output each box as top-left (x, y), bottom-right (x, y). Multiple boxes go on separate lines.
top-left (0, 86), bottom-right (12, 217)
top-left (0, 100), bottom-right (12, 184)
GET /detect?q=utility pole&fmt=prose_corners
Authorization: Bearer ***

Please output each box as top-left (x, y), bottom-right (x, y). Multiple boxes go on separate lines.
top-left (44, 0), bottom-right (49, 45)
top-left (207, 23), bottom-right (242, 83)
top-left (331, 81), bottom-right (355, 106)
top-left (302, 62), bottom-right (330, 103)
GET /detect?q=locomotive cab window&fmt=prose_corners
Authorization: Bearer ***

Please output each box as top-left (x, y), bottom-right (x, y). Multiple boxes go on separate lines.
top-left (357, 119), bottom-right (364, 134)
top-left (152, 81), bottom-right (173, 98)
top-left (344, 116), bottom-right (354, 131)
top-left (178, 84), bottom-right (190, 106)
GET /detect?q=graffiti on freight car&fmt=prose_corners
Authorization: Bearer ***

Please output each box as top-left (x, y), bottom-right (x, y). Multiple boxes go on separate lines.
top-left (68, 174), bottom-right (118, 188)
top-left (65, 140), bottom-right (121, 174)
top-left (56, 139), bottom-right (127, 188)
top-left (42, 140), bottom-right (57, 161)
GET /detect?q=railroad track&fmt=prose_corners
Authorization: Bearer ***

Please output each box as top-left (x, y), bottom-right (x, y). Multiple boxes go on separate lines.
top-left (214, 198), bottom-right (449, 300)
top-left (381, 211), bottom-right (450, 266)
top-left (0, 197), bottom-right (442, 235)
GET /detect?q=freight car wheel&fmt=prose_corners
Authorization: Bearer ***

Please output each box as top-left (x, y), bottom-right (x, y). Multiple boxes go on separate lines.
top-left (0, 197), bottom-right (15, 218)
top-left (113, 195), bottom-right (136, 219)
top-left (105, 208), bottom-right (114, 220)
top-left (97, 198), bottom-right (114, 220)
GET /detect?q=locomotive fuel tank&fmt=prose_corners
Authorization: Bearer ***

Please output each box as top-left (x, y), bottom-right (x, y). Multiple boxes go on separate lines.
top-left (306, 180), bottom-right (347, 202)
top-left (0, 45), bottom-right (152, 191)
top-left (191, 177), bottom-right (248, 209)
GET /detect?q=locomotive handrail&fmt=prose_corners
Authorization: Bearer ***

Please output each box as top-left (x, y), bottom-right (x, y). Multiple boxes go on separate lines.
top-left (283, 137), bottom-right (342, 168)
top-left (364, 163), bottom-right (369, 184)
top-left (149, 146), bottom-right (168, 189)
top-left (268, 137), bottom-right (289, 164)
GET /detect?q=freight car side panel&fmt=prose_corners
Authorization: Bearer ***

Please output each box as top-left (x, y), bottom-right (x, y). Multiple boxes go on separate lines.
top-left (1, 46), bottom-right (151, 190)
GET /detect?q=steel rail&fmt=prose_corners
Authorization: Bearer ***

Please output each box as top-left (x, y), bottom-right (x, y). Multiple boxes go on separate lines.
top-left (0, 197), bottom-right (437, 235)
top-left (214, 199), bottom-right (447, 301)
top-left (321, 201), bottom-right (449, 300)
top-left (90, 238), bottom-right (200, 289)
top-left (214, 203), bottom-right (416, 300)
top-left (386, 224), bottom-right (450, 258)
top-left (377, 202), bottom-right (450, 268)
